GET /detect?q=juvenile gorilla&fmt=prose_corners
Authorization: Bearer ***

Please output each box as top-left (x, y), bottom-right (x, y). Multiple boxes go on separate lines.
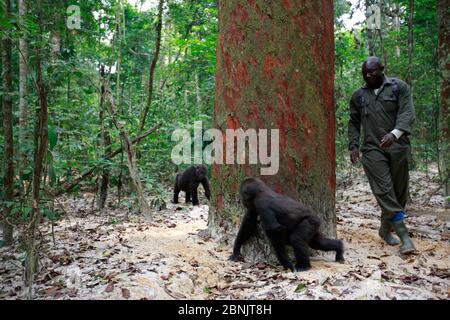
top-left (173, 165), bottom-right (211, 206)
top-left (229, 178), bottom-right (344, 271)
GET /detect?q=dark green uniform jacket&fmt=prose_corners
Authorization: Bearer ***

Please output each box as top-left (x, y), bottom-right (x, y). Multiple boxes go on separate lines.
top-left (348, 75), bottom-right (415, 152)
top-left (348, 75), bottom-right (416, 217)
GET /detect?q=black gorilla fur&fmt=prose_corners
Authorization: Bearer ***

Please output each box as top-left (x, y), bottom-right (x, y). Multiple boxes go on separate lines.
top-left (229, 177), bottom-right (345, 271)
top-left (173, 165), bottom-right (211, 206)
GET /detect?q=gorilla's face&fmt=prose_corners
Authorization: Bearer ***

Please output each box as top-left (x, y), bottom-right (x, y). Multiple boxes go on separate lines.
top-left (239, 178), bottom-right (265, 209)
top-left (195, 165), bottom-right (207, 181)
top-left (240, 190), bottom-right (253, 208)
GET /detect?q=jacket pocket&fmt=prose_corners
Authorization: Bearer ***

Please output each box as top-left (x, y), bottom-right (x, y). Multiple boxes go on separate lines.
top-left (381, 95), bottom-right (398, 113)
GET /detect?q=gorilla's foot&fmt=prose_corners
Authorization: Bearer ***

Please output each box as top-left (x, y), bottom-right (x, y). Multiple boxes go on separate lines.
top-left (229, 253), bottom-right (242, 262)
top-left (295, 265), bottom-right (311, 272)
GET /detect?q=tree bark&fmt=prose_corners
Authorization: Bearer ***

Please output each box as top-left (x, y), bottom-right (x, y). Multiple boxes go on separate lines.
top-left (1, 0), bottom-right (14, 246)
top-left (210, 0), bottom-right (336, 263)
top-left (139, 0), bottom-right (164, 132)
top-left (437, 0), bottom-right (449, 207)
top-left (18, 0), bottom-right (29, 178)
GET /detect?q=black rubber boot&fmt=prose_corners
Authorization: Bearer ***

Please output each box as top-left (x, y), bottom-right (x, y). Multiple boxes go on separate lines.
top-left (378, 216), bottom-right (400, 246)
top-left (391, 219), bottom-right (416, 254)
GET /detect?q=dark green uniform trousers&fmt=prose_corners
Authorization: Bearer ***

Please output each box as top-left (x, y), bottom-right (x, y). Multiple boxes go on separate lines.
top-left (360, 145), bottom-right (410, 219)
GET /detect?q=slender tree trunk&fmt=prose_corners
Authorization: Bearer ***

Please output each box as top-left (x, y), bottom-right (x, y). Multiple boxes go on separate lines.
top-left (210, 0), bottom-right (336, 263)
top-left (377, 29), bottom-right (388, 72)
top-left (1, 0), bottom-right (14, 246)
top-left (184, 89), bottom-right (189, 114)
top-left (56, 124), bottom-right (161, 196)
top-left (98, 66), bottom-right (112, 209)
top-left (437, 0), bottom-right (450, 207)
top-left (407, 0), bottom-right (414, 87)
top-left (366, 0), bottom-right (376, 56)
top-left (26, 0), bottom-right (48, 293)
top-left (103, 82), bottom-right (152, 218)
top-left (19, 0), bottom-right (29, 178)
top-left (115, 0), bottom-right (122, 103)
top-left (139, 0), bottom-right (164, 132)
top-left (194, 72), bottom-right (202, 110)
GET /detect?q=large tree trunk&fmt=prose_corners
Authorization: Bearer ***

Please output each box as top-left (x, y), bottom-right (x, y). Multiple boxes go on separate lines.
top-left (18, 0), bottom-right (29, 178)
top-left (209, 0), bottom-right (336, 263)
top-left (437, 0), bottom-right (449, 207)
top-left (1, 0), bottom-right (14, 246)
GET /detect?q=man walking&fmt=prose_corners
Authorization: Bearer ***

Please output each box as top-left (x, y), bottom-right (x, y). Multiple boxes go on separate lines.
top-left (348, 56), bottom-right (416, 254)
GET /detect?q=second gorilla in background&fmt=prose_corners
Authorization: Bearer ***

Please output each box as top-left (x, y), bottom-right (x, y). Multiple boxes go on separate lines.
top-left (173, 165), bottom-right (211, 206)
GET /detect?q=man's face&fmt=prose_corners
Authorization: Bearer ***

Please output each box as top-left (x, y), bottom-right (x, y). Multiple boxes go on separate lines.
top-left (362, 61), bottom-right (384, 89)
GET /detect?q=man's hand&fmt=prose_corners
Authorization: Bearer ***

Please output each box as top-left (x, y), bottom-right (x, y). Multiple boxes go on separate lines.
top-left (350, 147), bottom-right (359, 164)
top-left (380, 133), bottom-right (396, 148)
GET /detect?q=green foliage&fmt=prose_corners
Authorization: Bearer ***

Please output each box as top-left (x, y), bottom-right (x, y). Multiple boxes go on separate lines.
top-left (0, 0), bottom-right (442, 226)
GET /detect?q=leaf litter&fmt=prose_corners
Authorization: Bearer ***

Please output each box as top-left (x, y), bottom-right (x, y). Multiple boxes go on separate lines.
top-left (0, 165), bottom-right (448, 300)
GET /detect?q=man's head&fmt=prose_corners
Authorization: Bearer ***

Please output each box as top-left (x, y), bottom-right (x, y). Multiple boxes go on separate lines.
top-left (362, 56), bottom-right (385, 89)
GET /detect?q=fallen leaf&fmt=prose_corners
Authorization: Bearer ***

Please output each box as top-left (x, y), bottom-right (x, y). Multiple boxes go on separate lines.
top-left (105, 283), bottom-right (114, 293)
top-left (42, 286), bottom-right (61, 296)
top-left (67, 288), bottom-right (78, 297)
top-left (189, 259), bottom-right (199, 267)
top-left (121, 288), bottom-right (130, 299)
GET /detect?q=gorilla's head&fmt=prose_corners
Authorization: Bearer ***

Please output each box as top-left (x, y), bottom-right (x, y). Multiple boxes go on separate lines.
top-left (239, 177), bottom-right (268, 208)
top-left (195, 165), bottom-right (208, 181)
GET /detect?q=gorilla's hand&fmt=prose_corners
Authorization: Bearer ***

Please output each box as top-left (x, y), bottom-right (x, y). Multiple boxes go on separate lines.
top-left (295, 265), bottom-right (311, 272)
top-left (282, 262), bottom-right (296, 272)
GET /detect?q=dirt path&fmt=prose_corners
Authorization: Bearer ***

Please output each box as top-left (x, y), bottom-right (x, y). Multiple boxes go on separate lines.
top-left (0, 168), bottom-right (449, 300)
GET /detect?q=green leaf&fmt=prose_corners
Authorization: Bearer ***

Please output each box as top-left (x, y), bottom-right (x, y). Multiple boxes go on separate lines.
top-left (44, 209), bottom-right (57, 221)
top-left (11, 207), bottom-right (21, 216)
top-left (23, 207), bottom-right (32, 219)
top-left (49, 165), bottom-right (57, 186)
top-left (203, 287), bottom-right (211, 294)
top-left (48, 126), bottom-right (58, 150)
top-left (294, 283), bottom-right (306, 293)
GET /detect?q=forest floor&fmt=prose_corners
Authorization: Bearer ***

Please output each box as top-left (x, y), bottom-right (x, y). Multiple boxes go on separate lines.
top-left (0, 165), bottom-right (449, 300)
